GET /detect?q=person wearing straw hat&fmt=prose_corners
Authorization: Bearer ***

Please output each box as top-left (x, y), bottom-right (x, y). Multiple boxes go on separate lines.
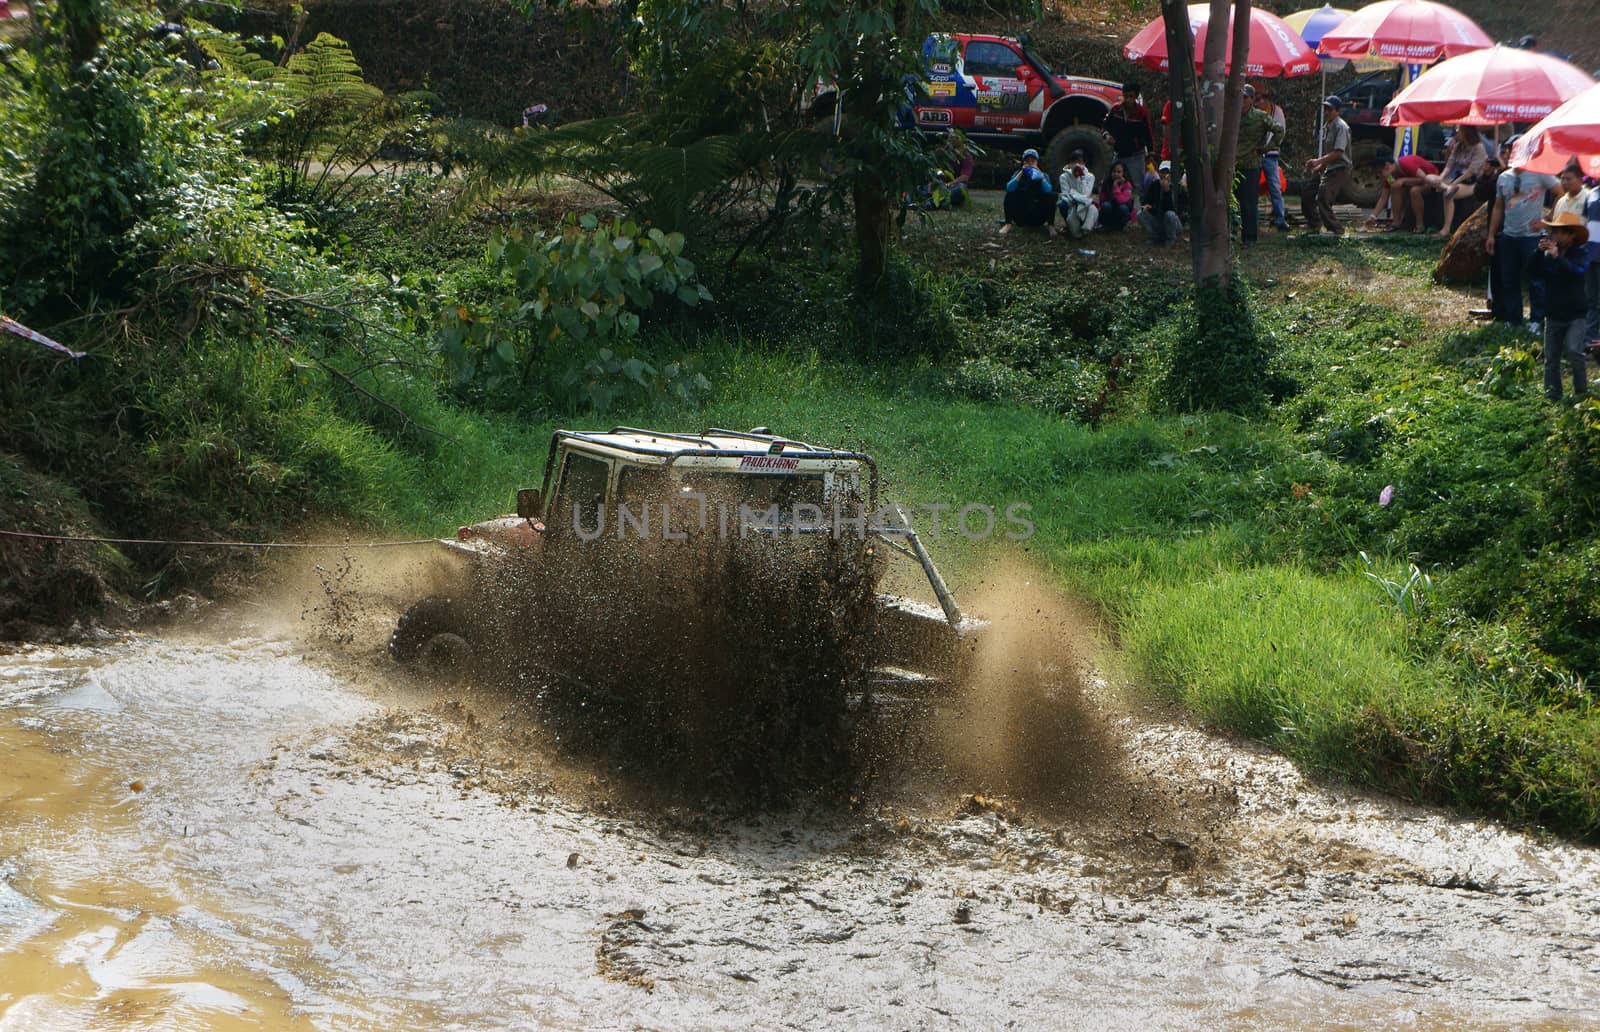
top-left (1528, 211), bottom-right (1592, 400)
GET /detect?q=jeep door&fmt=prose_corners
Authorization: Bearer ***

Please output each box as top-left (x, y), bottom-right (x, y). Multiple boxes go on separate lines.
top-left (961, 38), bottom-right (1039, 133)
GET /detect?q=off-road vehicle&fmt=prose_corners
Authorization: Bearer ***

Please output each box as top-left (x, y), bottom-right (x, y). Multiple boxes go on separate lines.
top-left (391, 427), bottom-right (977, 698)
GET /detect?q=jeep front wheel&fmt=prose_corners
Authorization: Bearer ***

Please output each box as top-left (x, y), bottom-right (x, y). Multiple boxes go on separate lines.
top-left (1341, 140), bottom-right (1388, 208)
top-left (390, 596), bottom-right (474, 671)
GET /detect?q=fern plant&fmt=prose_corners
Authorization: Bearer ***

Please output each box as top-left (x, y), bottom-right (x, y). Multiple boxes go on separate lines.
top-left (192, 26), bottom-right (427, 224)
top-left (460, 36), bottom-right (832, 242)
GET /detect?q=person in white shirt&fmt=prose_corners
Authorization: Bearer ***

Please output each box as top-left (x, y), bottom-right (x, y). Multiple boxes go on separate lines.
top-left (1057, 150), bottom-right (1099, 239)
top-left (1553, 162), bottom-right (1587, 220)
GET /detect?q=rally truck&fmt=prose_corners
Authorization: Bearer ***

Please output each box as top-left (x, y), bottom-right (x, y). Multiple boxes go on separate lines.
top-left (390, 427), bottom-right (978, 706)
top-left (811, 32), bottom-right (1124, 182)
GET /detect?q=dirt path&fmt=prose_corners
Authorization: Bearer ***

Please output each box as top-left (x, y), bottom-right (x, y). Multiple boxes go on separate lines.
top-left (3, 623), bottom-right (1598, 1030)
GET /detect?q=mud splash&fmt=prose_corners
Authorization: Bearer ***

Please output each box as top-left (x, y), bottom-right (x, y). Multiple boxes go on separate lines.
top-left (2, 556), bottom-right (1600, 1029)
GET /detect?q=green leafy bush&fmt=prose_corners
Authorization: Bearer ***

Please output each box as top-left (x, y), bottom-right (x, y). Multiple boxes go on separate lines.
top-left (1544, 396), bottom-right (1600, 541)
top-left (433, 214), bottom-right (712, 410)
top-left (1157, 278), bottom-right (1278, 414)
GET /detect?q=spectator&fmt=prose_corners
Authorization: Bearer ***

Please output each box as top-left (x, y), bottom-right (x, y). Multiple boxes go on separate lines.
top-left (1485, 154), bottom-right (1560, 331)
top-left (1474, 146), bottom-right (1506, 207)
top-left (1411, 126), bottom-right (1487, 237)
top-left (1099, 161), bottom-right (1136, 232)
top-left (1057, 150), bottom-right (1099, 239)
top-left (1139, 160), bottom-right (1184, 246)
top-left (1301, 96), bottom-right (1352, 238)
top-left (1584, 175), bottom-right (1600, 353)
top-left (1257, 88), bottom-right (1289, 232)
top-left (936, 133), bottom-right (975, 209)
top-left (1476, 146), bottom-right (1508, 310)
top-left (1104, 83), bottom-right (1155, 185)
top-left (1234, 84), bottom-right (1276, 248)
top-left (1367, 153), bottom-right (1437, 229)
top-left (1552, 161), bottom-right (1586, 220)
top-left (1528, 212), bottom-right (1591, 400)
top-left (1001, 148), bottom-right (1056, 235)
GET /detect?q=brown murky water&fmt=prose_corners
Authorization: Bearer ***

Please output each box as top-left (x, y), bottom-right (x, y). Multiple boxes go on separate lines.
top-left (3, 586), bottom-right (1600, 1029)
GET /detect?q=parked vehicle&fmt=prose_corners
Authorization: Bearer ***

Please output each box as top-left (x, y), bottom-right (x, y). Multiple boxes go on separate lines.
top-left (812, 33), bottom-right (1125, 182)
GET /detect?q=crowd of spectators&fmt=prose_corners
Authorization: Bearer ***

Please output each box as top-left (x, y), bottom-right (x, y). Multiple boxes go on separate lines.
top-left (962, 79), bottom-right (1600, 389)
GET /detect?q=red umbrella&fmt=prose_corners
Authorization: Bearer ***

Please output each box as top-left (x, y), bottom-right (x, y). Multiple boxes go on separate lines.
top-left (1381, 46), bottom-right (1595, 127)
top-left (1510, 82), bottom-right (1600, 178)
top-left (1318, 0), bottom-right (1491, 64)
top-left (1123, 4), bottom-right (1322, 78)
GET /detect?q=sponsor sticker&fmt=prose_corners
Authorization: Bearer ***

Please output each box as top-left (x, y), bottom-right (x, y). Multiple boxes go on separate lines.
top-left (999, 82), bottom-right (1025, 93)
top-left (918, 108), bottom-right (953, 124)
top-left (738, 454), bottom-right (802, 472)
top-left (928, 81), bottom-right (957, 97)
top-left (931, 62), bottom-right (952, 75)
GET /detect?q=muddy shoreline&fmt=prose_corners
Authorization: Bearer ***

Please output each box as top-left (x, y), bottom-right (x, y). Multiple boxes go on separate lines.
top-left (4, 619), bottom-right (1599, 1029)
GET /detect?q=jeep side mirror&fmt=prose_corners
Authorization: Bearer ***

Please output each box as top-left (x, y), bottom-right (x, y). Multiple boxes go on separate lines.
top-left (1016, 63), bottom-right (1035, 79)
top-left (516, 488), bottom-right (542, 520)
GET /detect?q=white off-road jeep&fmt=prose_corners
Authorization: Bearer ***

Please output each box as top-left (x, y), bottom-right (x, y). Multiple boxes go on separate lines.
top-left (390, 426), bottom-right (975, 694)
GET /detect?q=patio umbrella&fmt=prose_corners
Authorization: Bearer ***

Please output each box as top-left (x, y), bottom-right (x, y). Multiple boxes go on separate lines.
top-left (1510, 82), bottom-right (1600, 177)
top-left (1381, 46), bottom-right (1594, 127)
top-left (1285, 6), bottom-right (1392, 73)
top-left (1123, 5), bottom-right (1322, 78)
top-left (1317, 0), bottom-right (1492, 64)
top-left (1285, 5), bottom-right (1393, 154)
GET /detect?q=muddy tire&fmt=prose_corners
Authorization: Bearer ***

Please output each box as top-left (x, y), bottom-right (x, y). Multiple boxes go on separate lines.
top-left (1044, 126), bottom-right (1112, 186)
top-left (417, 632), bottom-right (473, 673)
top-left (1341, 141), bottom-right (1388, 208)
top-left (390, 596), bottom-right (472, 667)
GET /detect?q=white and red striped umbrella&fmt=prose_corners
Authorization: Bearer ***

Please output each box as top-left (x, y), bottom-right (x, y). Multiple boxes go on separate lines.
top-left (1381, 46), bottom-right (1595, 127)
top-left (1124, 4), bottom-right (1322, 78)
top-left (1318, 0), bottom-right (1491, 65)
top-left (1510, 82), bottom-right (1600, 178)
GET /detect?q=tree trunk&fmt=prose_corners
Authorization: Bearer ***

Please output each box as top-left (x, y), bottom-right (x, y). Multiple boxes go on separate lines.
top-left (1162, 0), bottom-right (1207, 280)
top-left (853, 181), bottom-right (892, 292)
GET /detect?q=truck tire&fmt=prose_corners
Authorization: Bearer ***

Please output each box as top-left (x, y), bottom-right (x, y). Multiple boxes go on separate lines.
top-left (390, 596), bottom-right (473, 670)
top-left (1341, 140), bottom-right (1388, 208)
top-left (1044, 126), bottom-right (1112, 186)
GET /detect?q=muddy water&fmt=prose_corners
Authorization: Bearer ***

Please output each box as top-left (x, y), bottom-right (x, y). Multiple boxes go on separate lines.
top-left (3, 629), bottom-right (1600, 1030)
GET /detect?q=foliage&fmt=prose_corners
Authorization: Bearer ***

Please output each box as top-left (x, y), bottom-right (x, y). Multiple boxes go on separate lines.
top-left (527, 0), bottom-right (952, 287)
top-left (194, 24), bottom-right (450, 226)
top-left (462, 113), bottom-right (808, 239)
top-left (1157, 277), bottom-right (1277, 414)
top-left (432, 214), bottom-right (712, 410)
top-left (1358, 551), bottom-right (1434, 619)
top-left (0, 0), bottom-right (167, 307)
top-left (1543, 396), bottom-right (1600, 541)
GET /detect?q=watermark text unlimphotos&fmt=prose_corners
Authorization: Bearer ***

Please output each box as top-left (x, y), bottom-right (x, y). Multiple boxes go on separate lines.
top-left (567, 498), bottom-right (1034, 542)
